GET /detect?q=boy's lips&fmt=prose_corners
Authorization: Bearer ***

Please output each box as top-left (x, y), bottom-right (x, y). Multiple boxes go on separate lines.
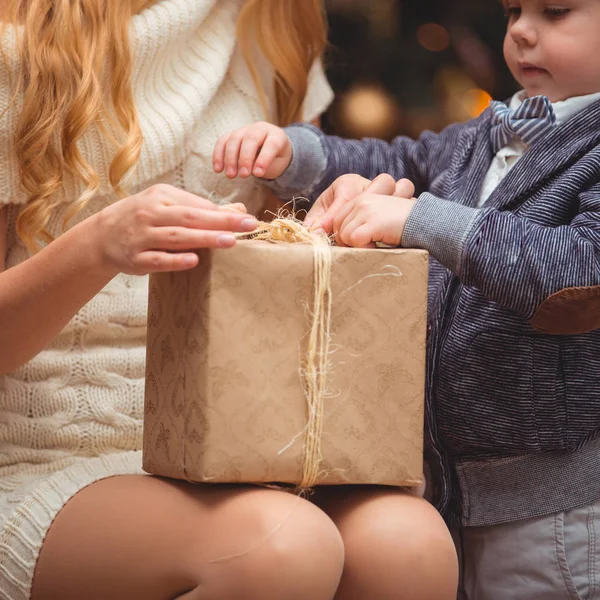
top-left (519, 62), bottom-right (548, 76)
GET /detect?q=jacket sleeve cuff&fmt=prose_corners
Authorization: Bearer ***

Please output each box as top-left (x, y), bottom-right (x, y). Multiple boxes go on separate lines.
top-left (262, 125), bottom-right (327, 201)
top-left (401, 192), bottom-right (479, 274)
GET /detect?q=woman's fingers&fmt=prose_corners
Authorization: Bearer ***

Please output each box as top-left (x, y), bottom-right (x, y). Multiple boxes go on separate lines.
top-left (147, 227), bottom-right (243, 252)
top-left (143, 187), bottom-right (253, 228)
top-left (152, 205), bottom-right (257, 231)
top-left (145, 185), bottom-right (221, 211)
top-left (134, 251), bottom-right (200, 273)
top-left (219, 202), bottom-right (248, 213)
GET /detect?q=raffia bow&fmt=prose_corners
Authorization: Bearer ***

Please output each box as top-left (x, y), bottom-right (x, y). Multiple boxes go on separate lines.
top-left (238, 216), bottom-right (332, 488)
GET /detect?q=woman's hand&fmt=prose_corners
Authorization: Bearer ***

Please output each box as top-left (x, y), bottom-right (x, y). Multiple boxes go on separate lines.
top-left (93, 184), bottom-right (258, 276)
top-left (213, 122), bottom-right (293, 180)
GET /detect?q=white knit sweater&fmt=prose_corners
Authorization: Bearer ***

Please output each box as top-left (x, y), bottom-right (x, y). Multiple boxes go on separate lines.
top-left (0, 1), bottom-right (333, 597)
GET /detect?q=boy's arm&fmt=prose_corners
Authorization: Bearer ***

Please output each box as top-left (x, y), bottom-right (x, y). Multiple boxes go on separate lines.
top-left (266, 122), bottom-right (466, 202)
top-left (402, 188), bottom-right (600, 330)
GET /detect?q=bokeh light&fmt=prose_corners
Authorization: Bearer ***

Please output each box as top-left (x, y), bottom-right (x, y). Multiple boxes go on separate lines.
top-left (324, 0), bottom-right (514, 139)
top-left (463, 89), bottom-right (493, 118)
top-left (417, 23), bottom-right (450, 53)
top-left (338, 83), bottom-right (402, 139)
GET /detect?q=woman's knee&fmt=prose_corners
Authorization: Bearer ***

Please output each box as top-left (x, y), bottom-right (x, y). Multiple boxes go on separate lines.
top-left (377, 497), bottom-right (458, 600)
top-left (189, 490), bottom-right (345, 600)
top-left (319, 488), bottom-right (458, 600)
top-left (31, 477), bottom-right (344, 600)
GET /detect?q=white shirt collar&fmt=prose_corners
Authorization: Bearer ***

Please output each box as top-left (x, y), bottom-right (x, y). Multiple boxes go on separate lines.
top-left (510, 89), bottom-right (600, 126)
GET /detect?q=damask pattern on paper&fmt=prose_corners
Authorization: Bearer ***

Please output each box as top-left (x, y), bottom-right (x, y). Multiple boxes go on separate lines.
top-left (143, 241), bottom-right (429, 487)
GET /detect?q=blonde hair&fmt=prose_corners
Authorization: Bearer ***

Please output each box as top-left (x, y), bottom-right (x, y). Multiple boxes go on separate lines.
top-left (2, 0), bottom-right (327, 250)
top-left (237, 0), bottom-right (328, 127)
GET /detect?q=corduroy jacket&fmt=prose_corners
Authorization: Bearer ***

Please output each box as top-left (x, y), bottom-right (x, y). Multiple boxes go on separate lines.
top-left (268, 99), bottom-right (600, 526)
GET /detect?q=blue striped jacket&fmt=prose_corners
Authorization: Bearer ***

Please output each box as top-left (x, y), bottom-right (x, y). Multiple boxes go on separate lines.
top-left (268, 99), bottom-right (600, 526)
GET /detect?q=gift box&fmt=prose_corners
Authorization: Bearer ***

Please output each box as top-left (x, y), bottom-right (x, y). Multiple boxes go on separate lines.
top-left (143, 239), bottom-right (428, 487)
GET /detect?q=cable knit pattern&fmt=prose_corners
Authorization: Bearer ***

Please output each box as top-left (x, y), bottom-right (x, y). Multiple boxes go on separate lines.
top-left (0, 0), bottom-right (333, 596)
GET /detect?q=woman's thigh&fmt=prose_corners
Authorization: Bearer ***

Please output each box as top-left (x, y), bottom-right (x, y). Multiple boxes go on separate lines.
top-left (314, 486), bottom-right (459, 600)
top-left (31, 475), bottom-right (344, 600)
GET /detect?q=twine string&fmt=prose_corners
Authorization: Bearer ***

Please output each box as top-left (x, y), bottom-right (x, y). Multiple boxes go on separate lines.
top-left (238, 217), bottom-right (332, 488)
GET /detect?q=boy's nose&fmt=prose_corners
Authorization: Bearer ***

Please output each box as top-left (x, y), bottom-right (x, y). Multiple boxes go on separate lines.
top-left (509, 18), bottom-right (537, 46)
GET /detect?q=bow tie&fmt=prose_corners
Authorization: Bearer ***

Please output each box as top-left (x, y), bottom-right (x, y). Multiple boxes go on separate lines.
top-left (489, 96), bottom-right (557, 153)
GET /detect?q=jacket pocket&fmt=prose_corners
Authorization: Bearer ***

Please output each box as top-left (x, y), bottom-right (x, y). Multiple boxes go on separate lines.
top-left (438, 331), bottom-right (566, 455)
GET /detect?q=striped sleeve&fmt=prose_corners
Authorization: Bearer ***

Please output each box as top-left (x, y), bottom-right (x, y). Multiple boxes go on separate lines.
top-left (266, 121), bottom-right (470, 202)
top-left (402, 186), bottom-right (600, 320)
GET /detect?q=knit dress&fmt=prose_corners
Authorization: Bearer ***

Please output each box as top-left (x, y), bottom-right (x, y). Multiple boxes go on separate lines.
top-left (0, 1), bottom-right (333, 597)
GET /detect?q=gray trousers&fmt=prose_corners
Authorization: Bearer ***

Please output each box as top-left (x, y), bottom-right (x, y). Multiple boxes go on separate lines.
top-left (456, 500), bottom-right (600, 600)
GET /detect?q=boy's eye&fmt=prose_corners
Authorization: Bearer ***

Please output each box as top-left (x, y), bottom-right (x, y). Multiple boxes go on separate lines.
top-left (504, 6), bottom-right (521, 18)
top-left (544, 7), bottom-right (570, 18)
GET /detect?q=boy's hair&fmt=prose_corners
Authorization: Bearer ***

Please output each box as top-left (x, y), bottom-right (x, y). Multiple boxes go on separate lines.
top-left (1, 0), bottom-right (327, 250)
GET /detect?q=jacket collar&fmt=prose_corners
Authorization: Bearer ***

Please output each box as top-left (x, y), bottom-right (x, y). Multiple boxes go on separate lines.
top-left (476, 99), bottom-right (600, 211)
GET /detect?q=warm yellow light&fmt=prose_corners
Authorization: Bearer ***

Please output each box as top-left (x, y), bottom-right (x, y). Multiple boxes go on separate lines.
top-left (463, 88), bottom-right (493, 118)
top-left (339, 84), bottom-right (401, 139)
top-left (417, 23), bottom-right (451, 53)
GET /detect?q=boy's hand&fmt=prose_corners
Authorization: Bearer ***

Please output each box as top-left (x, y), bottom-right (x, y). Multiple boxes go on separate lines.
top-left (213, 122), bottom-right (293, 180)
top-left (306, 173), bottom-right (415, 235)
top-left (333, 191), bottom-right (417, 248)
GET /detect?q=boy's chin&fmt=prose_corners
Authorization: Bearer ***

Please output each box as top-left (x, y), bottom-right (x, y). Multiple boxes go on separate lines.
top-left (522, 86), bottom-right (559, 102)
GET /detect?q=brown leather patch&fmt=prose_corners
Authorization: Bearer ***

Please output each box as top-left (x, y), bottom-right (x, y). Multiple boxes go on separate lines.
top-left (531, 286), bottom-right (600, 334)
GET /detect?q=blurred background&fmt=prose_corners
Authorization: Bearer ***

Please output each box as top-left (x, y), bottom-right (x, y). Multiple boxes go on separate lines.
top-left (322, 0), bottom-right (516, 140)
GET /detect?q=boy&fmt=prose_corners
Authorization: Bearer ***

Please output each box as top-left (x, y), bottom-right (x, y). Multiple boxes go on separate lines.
top-left (215, 1), bottom-right (600, 598)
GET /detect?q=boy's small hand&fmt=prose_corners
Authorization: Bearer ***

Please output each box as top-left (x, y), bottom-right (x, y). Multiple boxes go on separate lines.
top-left (213, 122), bottom-right (293, 180)
top-left (305, 174), bottom-right (387, 231)
top-left (333, 192), bottom-right (417, 248)
top-left (306, 173), bottom-right (415, 235)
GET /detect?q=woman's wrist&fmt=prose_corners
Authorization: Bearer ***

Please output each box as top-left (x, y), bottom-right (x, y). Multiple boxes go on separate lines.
top-left (72, 212), bottom-right (121, 283)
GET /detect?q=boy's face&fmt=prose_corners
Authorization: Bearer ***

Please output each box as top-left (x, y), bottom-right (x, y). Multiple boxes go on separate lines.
top-left (503, 0), bottom-right (600, 101)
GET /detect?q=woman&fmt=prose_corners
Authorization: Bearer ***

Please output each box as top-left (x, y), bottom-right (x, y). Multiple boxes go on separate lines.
top-left (0, 1), bottom-right (458, 599)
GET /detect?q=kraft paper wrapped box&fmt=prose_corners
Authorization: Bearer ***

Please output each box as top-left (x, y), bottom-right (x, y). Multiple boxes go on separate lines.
top-left (143, 240), bottom-right (428, 487)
